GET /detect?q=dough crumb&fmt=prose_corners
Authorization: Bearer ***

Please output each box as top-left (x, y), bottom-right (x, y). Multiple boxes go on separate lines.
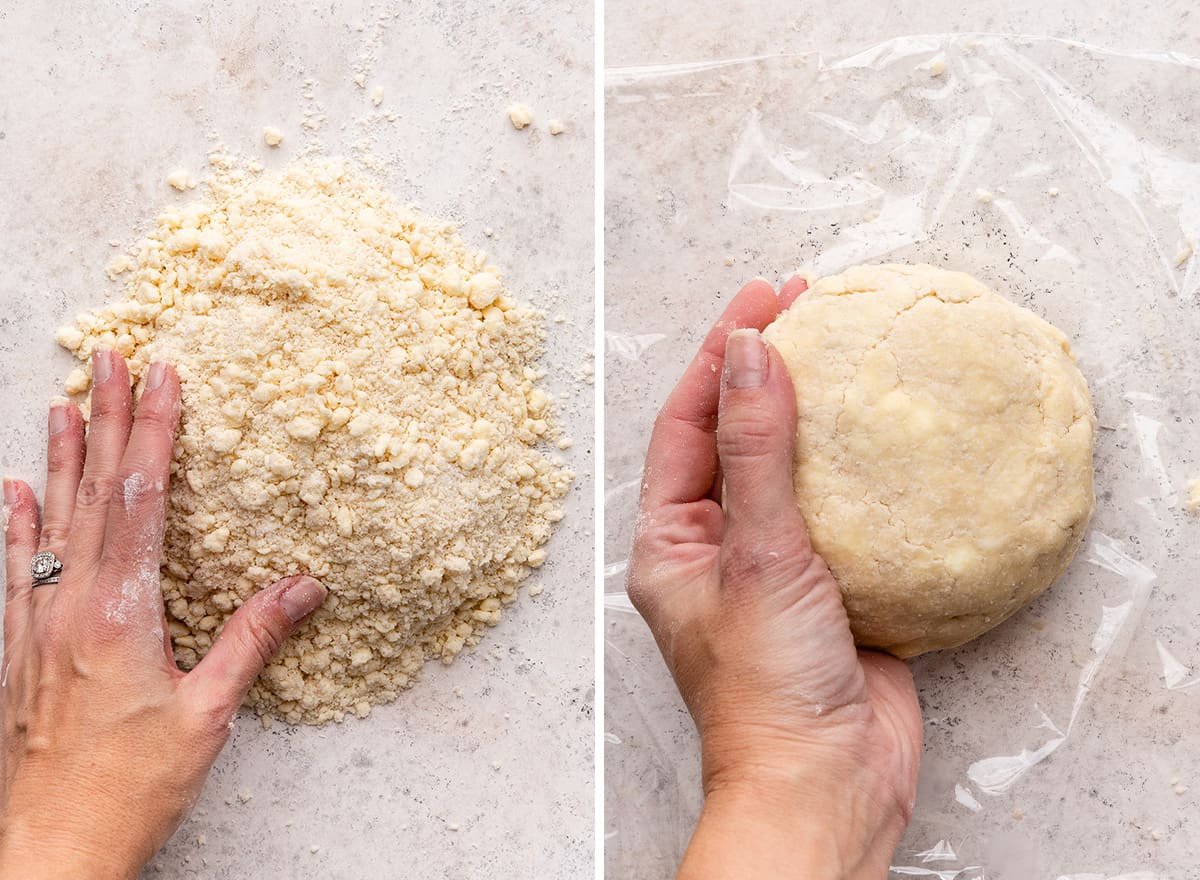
top-left (353, 72), bottom-right (366, 87)
top-left (1185, 479), bottom-right (1200, 511)
top-left (310, 845), bottom-right (320, 854)
top-left (1151, 829), bottom-right (1165, 841)
top-left (723, 256), bottom-right (735, 267)
top-left (371, 86), bottom-right (384, 106)
top-left (167, 170), bottom-right (196, 191)
top-left (929, 59), bottom-right (946, 77)
top-left (1011, 808), bottom-right (1024, 821)
top-left (105, 254), bottom-right (134, 279)
top-left (1175, 242), bottom-right (1194, 268)
top-left (548, 119), bottom-right (566, 135)
top-left (507, 103), bottom-right (533, 129)
top-left (447, 823), bottom-right (460, 832)
top-left (1048, 187), bottom-right (1060, 197)
top-left (1175, 784), bottom-right (1188, 795)
top-left (238, 791), bottom-right (253, 804)
top-left (263, 126), bottom-right (284, 147)
top-left (975, 188), bottom-right (994, 204)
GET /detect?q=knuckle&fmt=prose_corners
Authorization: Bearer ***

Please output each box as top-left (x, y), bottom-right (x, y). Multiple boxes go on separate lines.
top-left (716, 411), bottom-right (784, 461)
top-left (133, 402), bottom-right (178, 434)
top-left (233, 614), bottom-right (284, 668)
top-left (720, 538), bottom-right (795, 585)
top-left (37, 523), bottom-right (72, 551)
top-left (76, 473), bottom-right (118, 509)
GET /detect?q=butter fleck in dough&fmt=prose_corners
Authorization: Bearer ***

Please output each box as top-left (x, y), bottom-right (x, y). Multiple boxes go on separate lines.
top-left (56, 158), bottom-right (572, 723)
top-left (764, 264), bottom-right (1095, 657)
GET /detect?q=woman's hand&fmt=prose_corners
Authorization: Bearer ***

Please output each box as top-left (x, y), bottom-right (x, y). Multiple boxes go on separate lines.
top-left (0, 347), bottom-right (327, 879)
top-left (627, 279), bottom-right (922, 880)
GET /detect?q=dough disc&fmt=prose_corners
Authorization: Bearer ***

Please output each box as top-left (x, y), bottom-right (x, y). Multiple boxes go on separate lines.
top-left (763, 264), bottom-right (1095, 657)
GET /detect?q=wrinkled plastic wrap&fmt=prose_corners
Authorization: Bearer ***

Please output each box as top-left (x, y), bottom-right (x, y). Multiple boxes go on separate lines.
top-left (605, 35), bottom-right (1200, 878)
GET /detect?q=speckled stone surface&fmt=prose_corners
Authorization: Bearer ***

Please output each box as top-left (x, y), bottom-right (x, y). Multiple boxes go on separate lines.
top-left (0, 2), bottom-right (593, 877)
top-left (605, 10), bottom-right (1200, 879)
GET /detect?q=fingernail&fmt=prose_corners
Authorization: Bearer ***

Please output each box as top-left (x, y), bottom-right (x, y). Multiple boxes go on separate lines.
top-left (725, 329), bottom-right (767, 389)
top-left (3, 478), bottom-right (17, 506)
top-left (48, 403), bottom-right (69, 435)
top-left (92, 347), bottom-right (114, 385)
top-left (279, 576), bottom-right (327, 623)
top-left (146, 361), bottom-right (167, 392)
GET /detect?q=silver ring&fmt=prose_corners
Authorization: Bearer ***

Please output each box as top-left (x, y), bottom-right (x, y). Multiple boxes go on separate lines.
top-left (30, 550), bottom-right (63, 587)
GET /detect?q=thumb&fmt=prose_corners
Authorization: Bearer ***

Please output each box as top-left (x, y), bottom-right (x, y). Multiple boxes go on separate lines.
top-left (184, 574), bottom-right (327, 717)
top-left (717, 329), bottom-right (807, 545)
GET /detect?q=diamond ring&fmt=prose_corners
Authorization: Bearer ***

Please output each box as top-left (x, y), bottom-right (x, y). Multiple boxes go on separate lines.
top-left (29, 550), bottom-right (63, 587)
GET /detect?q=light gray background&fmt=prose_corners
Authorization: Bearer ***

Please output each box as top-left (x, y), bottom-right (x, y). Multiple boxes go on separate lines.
top-left (605, 4), bottom-right (1200, 879)
top-left (0, 2), bottom-right (593, 877)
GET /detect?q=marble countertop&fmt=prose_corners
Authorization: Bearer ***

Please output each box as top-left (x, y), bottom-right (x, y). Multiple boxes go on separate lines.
top-left (605, 10), bottom-right (1200, 879)
top-left (0, 1), bottom-right (594, 877)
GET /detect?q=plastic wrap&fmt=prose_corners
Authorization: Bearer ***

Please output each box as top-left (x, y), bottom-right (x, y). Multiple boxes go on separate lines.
top-left (605, 35), bottom-right (1200, 877)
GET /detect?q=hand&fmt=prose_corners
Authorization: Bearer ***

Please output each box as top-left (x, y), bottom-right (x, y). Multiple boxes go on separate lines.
top-left (627, 279), bottom-right (922, 880)
top-left (0, 347), bottom-right (327, 879)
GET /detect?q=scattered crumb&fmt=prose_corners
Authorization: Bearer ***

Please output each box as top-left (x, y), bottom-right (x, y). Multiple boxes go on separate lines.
top-left (929, 59), bottom-right (946, 77)
top-left (310, 845), bottom-right (320, 854)
top-left (491, 761), bottom-right (501, 771)
top-left (453, 686), bottom-right (464, 698)
top-left (371, 86), bottom-right (384, 106)
top-left (1151, 829), bottom-right (1165, 841)
top-left (155, 865), bottom-right (164, 874)
top-left (108, 239), bottom-right (121, 247)
top-left (1029, 617), bottom-right (1047, 631)
top-left (247, 159), bottom-right (264, 174)
top-left (447, 823), bottom-right (460, 832)
top-left (557, 437), bottom-right (573, 450)
top-left (1011, 808), bottom-right (1024, 821)
top-left (263, 126), bottom-right (284, 147)
top-left (238, 791), bottom-right (254, 804)
top-left (852, 170), bottom-right (865, 180)
top-left (1048, 187), bottom-right (1060, 197)
top-left (353, 73), bottom-right (366, 87)
top-left (1175, 784), bottom-right (1188, 795)
top-left (167, 170), bottom-right (195, 191)
top-left (105, 254), bottom-right (134, 279)
top-left (196, 834), bottom-right (207, 847)
top-left (863, 210), bottom-right (880, 222)
top-left (507, 103), bottom-right (533, 130)
top-left (261, 714), bottom-right (273, 730)
top-left (528, 582), bottom-right (544, 597)
top-left (1175, 242), bottom-right (1194, 267)
top-left (548, 119), bottom-right (566, 135)
top-left (975, 188), bottom-right (994, 204)
top-left (724, 256), bottom-right (735, 267)
top-left (1187, 479), bottom-right (1200, 511)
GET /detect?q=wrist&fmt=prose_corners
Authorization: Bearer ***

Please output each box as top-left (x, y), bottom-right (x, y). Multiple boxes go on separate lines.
top-left (0, 804), bottom-right (140, 880)
top-left (683, 729), bottom-right (910, 880)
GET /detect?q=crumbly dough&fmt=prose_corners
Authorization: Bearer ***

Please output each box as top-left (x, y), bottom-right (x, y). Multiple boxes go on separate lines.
top-left (507, 103), bottom-right (533, 130)
top-left (57, 157), bottom-right (571, 723)
top-left (262, 126), bottom-right (283, 147)
top-left (763, 264), bottom-right (1095, 657)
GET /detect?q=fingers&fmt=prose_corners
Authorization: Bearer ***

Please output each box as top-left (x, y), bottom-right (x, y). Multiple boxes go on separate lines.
top-left (32, 401), bottom-right (86, 620)
top-left (69, 347), bottom-right (133, 573)
top-left (3, 479), bottom-right (39, 653)
top-left (779, 274), bottom-right (809, 309)
top-left (640, 279), bottom-right (783, 514)
top-left (183, 575), bottom-right (327, 717)
top-left (99, 362), bottom-right (180, 570)
top-left (716, 330), bottom-right (808, 548)
top-left (38, 400), bottom-right (85, 555)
